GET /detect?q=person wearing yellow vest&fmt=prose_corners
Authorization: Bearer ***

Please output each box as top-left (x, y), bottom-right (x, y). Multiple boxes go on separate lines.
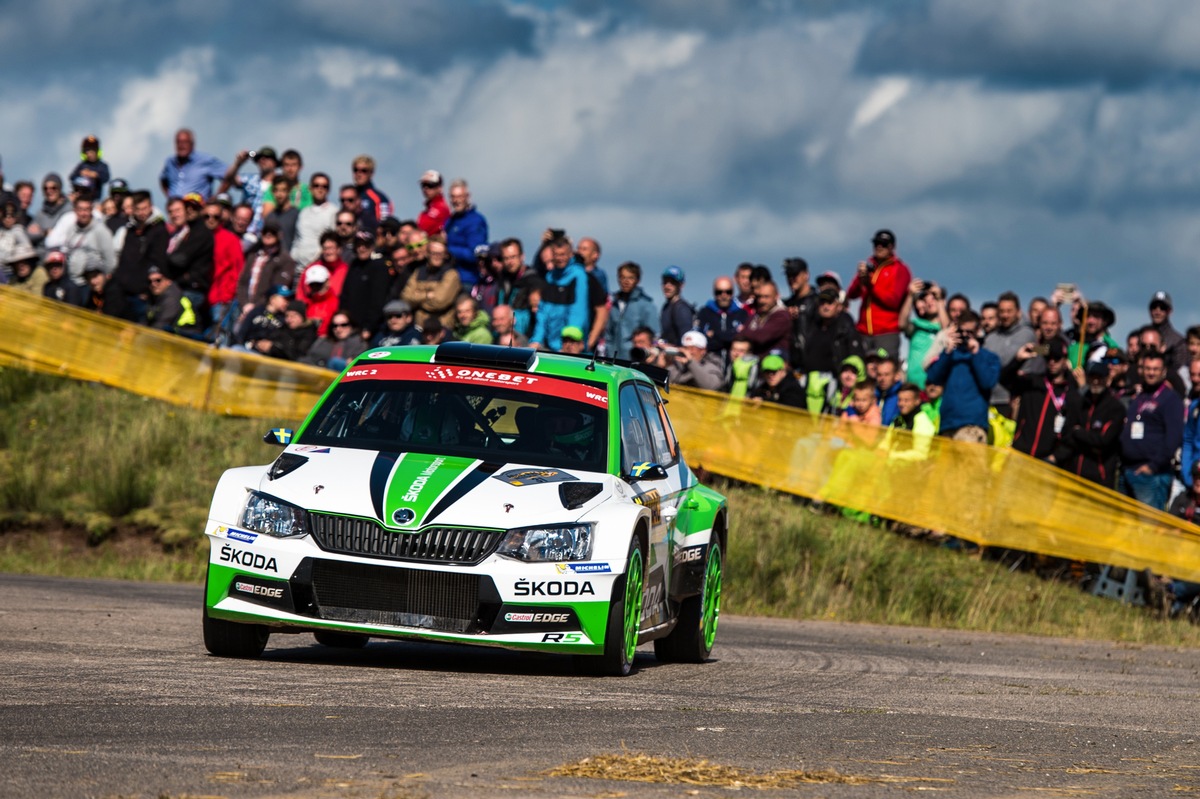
top-left (146, 264), bottom-right (198, 335)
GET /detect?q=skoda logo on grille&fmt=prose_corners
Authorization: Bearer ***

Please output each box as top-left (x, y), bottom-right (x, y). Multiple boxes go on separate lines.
top-left (393, 508), bottom-right (416, 525)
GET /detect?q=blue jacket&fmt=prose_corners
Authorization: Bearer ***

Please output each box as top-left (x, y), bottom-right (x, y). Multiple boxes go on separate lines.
top-left (925, 348), bottom-right (1001, 434)
top-left (531, 259), bottom-right (590, 350)
top-left (1120, 382), bottom-right (1184, 474)
top-left (1184, 396), bottom-right (1200, 479)
top-left (445, 206), bottom-right (488, 284)
top-left (878, 381), bottom-right (901, 426)
top-left (605, 286), bottom-right (659, 360)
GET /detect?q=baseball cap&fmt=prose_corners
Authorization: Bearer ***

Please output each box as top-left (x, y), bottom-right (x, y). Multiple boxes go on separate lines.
top-left (761, 354), bottom-right (787, 372)
top-left (817, 287), bottom-right (840, 303)
top-left (354, 229), bottom-right (375, 244)
top-left (304, 264), bottom-right (331, 285)
top-left (286, 300), bottom-right (307, 315)
top-left (81, 135), bottom-right (100, 152)
top-left (1085, 360), bottom-right (1109, 379)
top-left (1150, 291), bottom-right (1172, 309)
top-left (872, 229), bottom-right (896, 247)
top-left (681, 330), bottom-right (708, 348)
top-left (269, 284), bottom-right (294, 299)
top-left (213, 192), bottom-right (233, 208)
top-left (379, 216), bottom-right (402, 234)
top-left (182, 192), bottom-right (204, 208)
top-left (71, 175), bottom-right (95, 191)
top-left (420, 169), bottom-right (443, 185)
top-left (782, 257), bottom-right (809, 277)
top-left (474, 243), bottom-right (492, 260)
top-left (254, 147), bottom-right (278, 162)
top-left (1045, 338), bottom-right (1068, 361)
top-left (44, 250), bottom-right (66, 266)
top-left (662, 265), bottom-right (685, 283)
top-left (146, 264), bottom-right (164, 277)
top-left (383, 299), bottom-right (412, 316)
top-left (560, 325), bottom-right (584, 342)
top-left (5, 242), bottom-right (37, 265)
top-left (816, 270), bottom-right (841, 289)
top-left (261, 220), bottom-right (282, 236)
top-left (108, 178), bottom-right (129, 195)
top-left (81, 257), bottom-right (107, 276)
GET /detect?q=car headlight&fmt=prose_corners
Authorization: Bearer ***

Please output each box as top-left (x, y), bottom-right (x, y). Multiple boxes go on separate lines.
top-left (496, 523), bottom-right (594, 562)
top-left (240, 491), bottom-right (309, 538)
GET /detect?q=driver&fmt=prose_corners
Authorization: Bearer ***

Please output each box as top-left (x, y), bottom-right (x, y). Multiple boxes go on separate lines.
top-left (402, 404), bottom-right (462, 446)
top-left (543, 407), bottom-right (594, 461)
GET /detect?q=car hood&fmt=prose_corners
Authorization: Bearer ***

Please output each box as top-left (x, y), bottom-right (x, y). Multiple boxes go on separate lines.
top-left (263, 446), bottom-right (613, 530)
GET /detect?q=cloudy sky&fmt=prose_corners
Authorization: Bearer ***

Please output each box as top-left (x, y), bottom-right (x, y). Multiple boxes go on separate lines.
top-left (3, 0), bottom-right (1197, 334)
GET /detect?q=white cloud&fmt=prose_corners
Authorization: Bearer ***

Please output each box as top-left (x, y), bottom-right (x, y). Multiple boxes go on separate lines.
top-left (850, 77), bottom-right (910, 132)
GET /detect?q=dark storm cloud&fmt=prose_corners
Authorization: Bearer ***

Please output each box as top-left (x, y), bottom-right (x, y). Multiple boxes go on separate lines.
top-left (857, 0), bottom-right (1200, 88)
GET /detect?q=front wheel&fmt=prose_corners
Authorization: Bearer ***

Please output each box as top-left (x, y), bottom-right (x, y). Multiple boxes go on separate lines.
top-left (576, 536), bottom-right (645, 677)
top-left (654, 538), bottom-right (722, 663)
top-left (203, 610), bottom-right (269, 658)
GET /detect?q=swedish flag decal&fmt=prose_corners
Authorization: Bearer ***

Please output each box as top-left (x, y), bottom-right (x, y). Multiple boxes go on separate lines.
top-left (271, 428), bottom-right (293, 445)
top-left (630, 462), bottom-right (653, 478)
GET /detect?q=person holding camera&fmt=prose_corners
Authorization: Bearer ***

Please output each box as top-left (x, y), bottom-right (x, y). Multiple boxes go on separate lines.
top-left (1002, 338), bottom-right (1081, 461)
top-left (924, 310), bottom-right (1000, 441)
top-left (846, 229), bottom-right (911, 359)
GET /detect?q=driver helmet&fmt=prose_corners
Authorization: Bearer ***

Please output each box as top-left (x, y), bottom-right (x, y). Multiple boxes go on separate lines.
top-left (402, 404), bottom-right (460, 445)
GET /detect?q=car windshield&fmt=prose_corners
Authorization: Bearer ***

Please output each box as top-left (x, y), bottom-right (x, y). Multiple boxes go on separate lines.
top-left (297, 363), bottom-right (610, 473)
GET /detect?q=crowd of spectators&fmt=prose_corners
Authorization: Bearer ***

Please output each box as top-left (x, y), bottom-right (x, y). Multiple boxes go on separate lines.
top-left (2, 131), bottom-right (1196, 621)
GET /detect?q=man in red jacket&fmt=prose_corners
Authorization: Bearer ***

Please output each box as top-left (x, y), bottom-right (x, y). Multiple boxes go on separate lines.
top-left (846, 229), bottom-right (911, 359)
top-left (417, 170), bottom-right (450, 236)
top-left (204, 199), bottom-right (245, 340)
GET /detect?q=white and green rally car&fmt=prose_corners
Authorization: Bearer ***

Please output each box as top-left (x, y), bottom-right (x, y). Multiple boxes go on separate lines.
top-left (203, 342), bottom-right (727, 675)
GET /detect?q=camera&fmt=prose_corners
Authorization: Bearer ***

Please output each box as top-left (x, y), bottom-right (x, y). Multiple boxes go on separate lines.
top-left (548, 228), bottom-right (566, 240)
top-left (247, 150), bottom-right (257, 161)
top-left (1032, 344), bottom-right (1050, 356)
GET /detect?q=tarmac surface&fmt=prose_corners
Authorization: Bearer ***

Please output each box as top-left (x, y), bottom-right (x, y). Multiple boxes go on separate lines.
top-left (1, 573), bottom-right (1199, 798)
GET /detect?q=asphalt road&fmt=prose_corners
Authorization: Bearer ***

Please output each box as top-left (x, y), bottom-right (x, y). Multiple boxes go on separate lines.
top-left (2, 573), bottom-right (1198, 798)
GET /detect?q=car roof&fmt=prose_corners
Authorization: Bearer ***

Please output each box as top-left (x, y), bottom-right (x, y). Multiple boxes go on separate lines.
top-left (345, 342), bottom-right (667, 393)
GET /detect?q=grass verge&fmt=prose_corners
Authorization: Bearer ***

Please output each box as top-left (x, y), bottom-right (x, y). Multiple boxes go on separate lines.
top-left (1, 367), bottom-right (1197, 646)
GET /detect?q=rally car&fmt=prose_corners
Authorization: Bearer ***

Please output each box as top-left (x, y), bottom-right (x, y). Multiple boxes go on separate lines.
top-left (203, 342), bottom-right (727, 675)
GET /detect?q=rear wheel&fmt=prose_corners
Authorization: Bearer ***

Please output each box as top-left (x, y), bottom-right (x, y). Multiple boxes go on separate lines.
top-left (314, 630), bottom-right (369, 649)
top-left (654, 538), bottom-right (722, 663)
top-left (577, 536), bottom-right (645, 676)
top-left (203, 610), bottom-right (269, 658)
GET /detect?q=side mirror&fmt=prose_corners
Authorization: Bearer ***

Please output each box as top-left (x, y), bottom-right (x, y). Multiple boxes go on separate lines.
top-left (263, 428), bottom-right (294, 446)
top-left (625, 462), bottom-right (669, 482)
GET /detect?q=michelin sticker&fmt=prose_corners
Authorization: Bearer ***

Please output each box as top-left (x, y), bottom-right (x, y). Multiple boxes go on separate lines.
top-left (556, 562), bottom-right (612, 574)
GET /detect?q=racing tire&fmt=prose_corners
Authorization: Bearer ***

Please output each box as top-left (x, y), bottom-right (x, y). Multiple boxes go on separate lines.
top-left (313, 630), bottom-right (370, 649)
top-left (576, 536), bottom-right (645, 677)
top-left (654, 538), bottom-right (722, 663)
top-left (203, 609), bottom-right (269, 658)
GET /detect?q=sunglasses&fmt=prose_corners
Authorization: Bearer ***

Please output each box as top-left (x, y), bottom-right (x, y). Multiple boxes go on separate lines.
top-left (352, 167), bottom-right (372, 173)
top-left (332, 321), bottom-right (352, 328)
top-left (387, 312), bottom-right (410, 319)
top-left (311, 182), bottom-right (330, 189)
top-left (713, 289), bottom-right (733, 296)
top-left (148, 277), bottom-right (165, 284)
top-left (1150, 303), bottom-right (1170, 311)
top-left (420, 182), bottom-right (439, 189)
top-left (202, 213), bottom-right (221, 220)
top-left (341, 196), bottom-right (358, 203)
top-left (406, 241), bottom-right (427, 250)
top-left (336, 221), bottom-right (355, 226)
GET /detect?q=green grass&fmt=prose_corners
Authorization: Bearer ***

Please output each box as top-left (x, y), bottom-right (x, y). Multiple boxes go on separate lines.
top-left (1, 367), bottom-right (1197, 646)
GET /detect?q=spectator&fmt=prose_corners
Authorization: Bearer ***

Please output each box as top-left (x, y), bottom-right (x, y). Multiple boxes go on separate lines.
top-left (262, 175), bottom-right (299, 253)
top-left (59, 195), bottom-right (116, 286)
top-left (887, 383), bottom-right (937, 462)
top-left (469, 243), bottom-right (502, 312)
top-left (70, 135), bottom-right (110, 196)
top-left (12, 180), bottom-right (34, 226)
top-left (531, 237), bottom-right (589, 351)
top-left (340, 229), bottom-right (392, 338)
top-left (490, 304), bottom-right (528, 347)
top-left (559, 325), bottom-right (587, 355)
top-left (659, 265), bottom-right (696, 346)
top-left (749, 354), bottom-right (804, 409)
top-left (740, 279), bottom-right (791, 359)
top-left (146, 266), bottom-right (199, 335)
top-left (231, 203), bottom-right (258, 254)
top-left (203, 200), bottom-right (245, 336)
top-left (416, 169), bottom-right (448, 236)
top-left (304, 312), bottom-right (368, 371)
top-left (1152, 462), bottom-right (1200, 620)
top-left (255, 300), bottom-right (317, 361)
top-left (42, 250), bottom-right (84, 306)
top-left (0, 199), bottom-right (34, 277)
top-left (782, 258), bottom-right (814, 369)
top-left (723, 337), bottom-right (759, 398)
top-left (1138, 326), bottom-right (1187, 396)
top-left (605, 261), bottom-right (658, 360)
top-left (420, 317), bottom-right (449, 346)
top-left (924, 310), bottom-right (1000, 440)
top-left (799, 287), bottom-right (863, 414)
top-left (734, 262), bottom-right (755, 310)
top-left (295, 264), bottom-right (337, 338)
top-left (669, 330), bottom-right (725, 391)
top-left (827, 355), bottom-right (866, 415)
top-left (1118, 350), bottom-right (1183, 510)
top-left (112, 190), bottom-right (168, 324)
top-left (105, 180), bottom-right (132, 237)
top-left (159, 128), bottom-right (226, 201)
top-left (979, 302), bottom-right (999, 335)
top-left (346, 155), bottom-right (389, 233)
top-left (267, 150), bottom-right (311, 213)
top-left (289, 172), bottom-right (337, 267)
top-left (373, 299), bottom-right (421, 347)
top-left (236, 222), bottom-right (295, 318)
top-left (575, 238), bottom-right (611, 353)
top-left (899, 278), bottom-right (947, 389)
top-left (445, 179), bottom-right (488, 282)
top-left (843, 378), bottom-right (879, 424)
top-left (453, 294), bottom-right (492, 345)
top-left (235, 285), bottom-right (291, 348)
top-left (165, 193), bottom-right (214, 322)
top-left (1181, 360), bottom-right (1200, 483)
top-left (846, 229), bottom-right (911, 358)
top-left (1067, 299), bottom-right (1118, 368)
top-left (696, 275), bottom-right (748, 363)
top-left (1003, 338), bottom-right (1081, 461)
top-left (375, 217), bottom-right (402, 264)
top-left (984, 291), bottom-right (1037, 418)
top-left (492, 240), bottom-right (540, 335)
top-left (78, 259), bottom-right (124, 318)
top-left (1057, 361), bottom-right (1125, 488)
top-left (27, 173), bottom-right (69, 249)
top-left (1147, 291), bottom-right (1187, 374)
top-left (218, 147), bottom-right (277, 236)
top-left (875, 356), bottom-right (902, 425)
top-left (945, 293), bottom-right (970, 324)
top-left (402, 237), bottom-right (462, 331)
top-left (6, 242), bottom-right (46, 295)
top-left (331, 208), bottom-right (358, 264)
top-left (1027, 296), bottom-right (1049, 328)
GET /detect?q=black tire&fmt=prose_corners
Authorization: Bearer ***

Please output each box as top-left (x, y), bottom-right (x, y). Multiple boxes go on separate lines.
top-left (654, 538), bottom-right (722, 663)
top-left (314, 630), bottom-right (370, 649)
top-left (576, 536), bottom-right (645, 677)
top-left (203, 609), bottom-right (269, 658)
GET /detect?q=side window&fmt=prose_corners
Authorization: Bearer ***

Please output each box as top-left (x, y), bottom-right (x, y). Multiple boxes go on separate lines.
top-left (636, 383), bottom-right (676, 465)
top-left (618, 383), bottom-right (656, 473)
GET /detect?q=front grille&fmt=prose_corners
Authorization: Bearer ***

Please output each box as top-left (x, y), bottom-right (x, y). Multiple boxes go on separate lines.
top-left (310, 560), bottom-right (485, 633)
top-left (309, 513), bottom-right (504, 565)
